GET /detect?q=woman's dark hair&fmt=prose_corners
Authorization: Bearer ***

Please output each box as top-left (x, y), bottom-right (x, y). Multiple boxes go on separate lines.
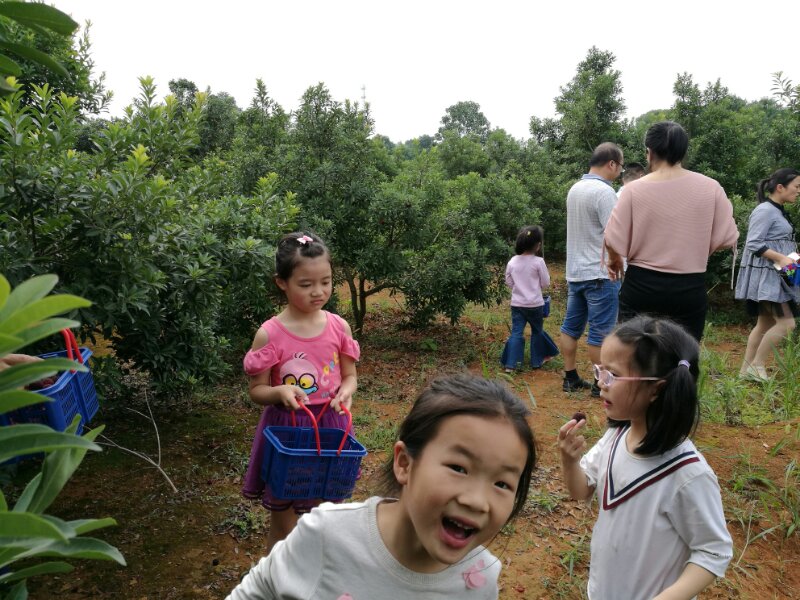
top-left (377, 373), bottom-right (536, 521)
top-left (756, 167), bottom-right (800, 203)
top-left (645, 121), bottom-right (689, 166)
top-left (514, 225), bottom-right (544, 256)
top-left (274, 231), bottom-right (331, 280)
top-left (609, 316), bottom-right (700, 455)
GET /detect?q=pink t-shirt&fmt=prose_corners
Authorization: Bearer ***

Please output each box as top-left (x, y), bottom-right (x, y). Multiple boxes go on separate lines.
top-left (505, 254), bottom-right (550, 307)
top-left (243, 311), bottom-right (360, 405)
top-left (604, 171), bottom-right (739, 274)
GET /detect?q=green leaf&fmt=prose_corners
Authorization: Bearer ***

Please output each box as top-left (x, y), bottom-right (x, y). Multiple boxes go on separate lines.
top-left (0, 332), bottom-right (23, 355)
top-left (27, 537), bottom-right (126, 566)
top-left (26, 424), bottom-right (104, 514)
top-left (0, 54), bottom-right (20, 76)
top-left (0, 3), bottom-right (78, 36)
top-left (0, 561), bottom-right (73, 584)
top-left (0, 274), bottom-right (9, 310)
top-left (0, 275), bottom-right (57, 325)
top-left (0, 296), bottom-right (92, 335)
top-left (4, 581), bottom-right (27, 600)
top-left (12, 473), bottom-right (41, 513)
top-left (0, 76), bottom-right (18, 94)
top-left (0, 513), bottom-right (69, 542)
top-left (0, 426), bottom-right (100, 464)
top-left (0, 389), bottom-right (53, 413)
top-left (0, 42), bottom-right (69, 78)
top-left (37, 515), bottom-right (77, 539)
top-left (0, 358), bottom-right (87, 393)
top-left (11, 318), bottom-right (79, 351)
top-left (0, 489), bottom-right (6, 511)
top-left (67, 518), bottom-right (117, 536)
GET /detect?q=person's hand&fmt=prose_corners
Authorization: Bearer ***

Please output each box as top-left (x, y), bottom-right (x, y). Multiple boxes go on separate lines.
top-left (776, 254), bottom-right (796, 269)
top-left (0, 353), bottom-right (43, 372)
top-left (558, 417), bottom-right (587, 462)
top-left (606, 256), bottom-right (625, 281)
top-left (275, 385), bottom-right (308, 410)
top-left (329, 389), bottom-right (352, 414)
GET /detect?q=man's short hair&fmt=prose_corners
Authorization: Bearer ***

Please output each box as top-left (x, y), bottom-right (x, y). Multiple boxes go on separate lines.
top-left (622, 162), bottom-right (645, 184)
top-left (589, 142), bottom-right (623, 168)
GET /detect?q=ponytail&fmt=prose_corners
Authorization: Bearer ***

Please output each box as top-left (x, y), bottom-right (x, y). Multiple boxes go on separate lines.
top-left (756, 178), bottom-right (771, 203)
top-left (758, 168), bottom-right (800, 203)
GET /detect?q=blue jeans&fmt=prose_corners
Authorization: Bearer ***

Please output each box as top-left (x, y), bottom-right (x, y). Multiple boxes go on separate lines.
top-left (501, 306), bottom-right (544, 369)
top-left (560, 279), bottom-right (620, 346)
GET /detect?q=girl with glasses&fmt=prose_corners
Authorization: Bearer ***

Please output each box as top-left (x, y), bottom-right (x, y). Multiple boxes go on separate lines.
top-left (557, 316), bottom-right (732, 600)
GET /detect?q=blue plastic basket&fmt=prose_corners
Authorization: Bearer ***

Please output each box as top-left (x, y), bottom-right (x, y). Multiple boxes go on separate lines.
top-left (260, 405), bottom-right (366, 500)
top-left (3, 347), bottom-right (97, 432)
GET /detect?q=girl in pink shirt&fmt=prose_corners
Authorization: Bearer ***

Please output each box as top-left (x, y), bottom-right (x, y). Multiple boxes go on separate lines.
top-left (501, 226), bottom-right (555, 373)
top-left (242, 232), bottom-right (360, 551)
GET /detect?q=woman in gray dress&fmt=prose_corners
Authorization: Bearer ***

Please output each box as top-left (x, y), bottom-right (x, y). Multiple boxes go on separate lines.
top-left (735, 168), bottom-right (800, 380)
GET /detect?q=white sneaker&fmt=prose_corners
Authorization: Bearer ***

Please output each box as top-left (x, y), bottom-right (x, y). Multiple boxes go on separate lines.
top-left (742, 364), bottom-right (769, 382)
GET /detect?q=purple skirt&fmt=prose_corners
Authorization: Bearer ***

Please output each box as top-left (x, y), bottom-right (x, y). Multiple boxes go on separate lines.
top-left (242, 403), bottom-right (351, 513)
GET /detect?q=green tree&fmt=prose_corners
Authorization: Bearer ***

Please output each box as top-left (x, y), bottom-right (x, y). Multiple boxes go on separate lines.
top-left (531, 46), bottom-right (625, 176)
top-left (436, 100), bottom-right (490, 143)
top-left (228, 79), bottom-right (289, 194)
top-left (0, 5), bottom-right (109, 113)
top-left (436, 129), bottom-right (490, 178)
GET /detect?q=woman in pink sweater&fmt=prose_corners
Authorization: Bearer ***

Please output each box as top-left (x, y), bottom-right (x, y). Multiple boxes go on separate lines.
top-left (604, 121), bottom-right (739, 341)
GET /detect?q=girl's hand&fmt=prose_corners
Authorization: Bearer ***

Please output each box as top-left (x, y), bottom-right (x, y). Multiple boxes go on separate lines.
top-left (558, 418), bottom-right (587, 462)
top-left (275, 385), bottom-right (308, 410)
top-left (329, 390), bottom-right (352, 415)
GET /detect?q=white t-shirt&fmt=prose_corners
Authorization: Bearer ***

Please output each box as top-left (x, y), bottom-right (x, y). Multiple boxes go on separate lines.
top-left (226, 497), bottom-right (501, 600)
top-left (580, 427), bottom-right (733, 600)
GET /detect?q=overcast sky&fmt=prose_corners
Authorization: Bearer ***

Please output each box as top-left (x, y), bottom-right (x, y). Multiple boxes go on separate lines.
top-left (50, 0), bottom-right (798, 143)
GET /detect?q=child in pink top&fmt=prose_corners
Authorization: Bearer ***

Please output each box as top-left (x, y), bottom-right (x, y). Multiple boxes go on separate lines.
top-left (242, 231), bottom-right (360, 552)
top-left (501, 226), bottom-right (555, 372)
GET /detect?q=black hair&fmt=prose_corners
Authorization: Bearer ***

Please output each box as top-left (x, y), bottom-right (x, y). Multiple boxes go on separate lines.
top-left (756, 167), bottom-right (800, 203)
top-left (514, 225), bottom-right (544, 256)
top-left (588, 142), bottom-right (623, 168)
top-left (608, 316), bottom-right (700, 455)
top-left (377, 373), bottom-right (536, 521)
top-left (645, 121), bottom-right (688, 166)
top-left (621, 162), bottom-right (645, 184)
top-left (274, 231), bottom-right (331, 281)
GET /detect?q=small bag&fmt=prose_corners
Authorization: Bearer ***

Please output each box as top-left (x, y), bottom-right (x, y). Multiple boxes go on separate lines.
top-left (779, 263), bottom-right (800, 287)
top-left (543, 295), bottom-right (551, 318)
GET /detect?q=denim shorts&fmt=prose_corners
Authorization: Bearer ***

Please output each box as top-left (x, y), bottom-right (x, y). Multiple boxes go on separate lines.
top-left (560, 279), bottom-right (620, 346)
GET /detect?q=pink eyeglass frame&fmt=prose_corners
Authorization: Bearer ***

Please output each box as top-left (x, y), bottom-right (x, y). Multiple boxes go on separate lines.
top-left (593, 364), bottom-right (661, 387)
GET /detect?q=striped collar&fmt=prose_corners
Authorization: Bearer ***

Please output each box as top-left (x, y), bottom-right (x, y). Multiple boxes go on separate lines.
top-left (602, 426), bottom-right (700, 510)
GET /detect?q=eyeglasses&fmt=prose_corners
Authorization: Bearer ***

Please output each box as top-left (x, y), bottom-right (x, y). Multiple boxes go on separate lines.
top-left (593, 364), bottom-right (661, 388)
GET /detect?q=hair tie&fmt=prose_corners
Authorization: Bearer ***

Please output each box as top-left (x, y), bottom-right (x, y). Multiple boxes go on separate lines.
top-left (296, 235), bottom-right (313, 245)
top-left (677, 360), bottom-right (690, 369)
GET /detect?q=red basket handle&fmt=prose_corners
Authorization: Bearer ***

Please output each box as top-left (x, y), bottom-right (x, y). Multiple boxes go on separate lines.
top-left (60, 329), bottom-right (83, 373)
top-left (288, 401), bottom-right (353, 456)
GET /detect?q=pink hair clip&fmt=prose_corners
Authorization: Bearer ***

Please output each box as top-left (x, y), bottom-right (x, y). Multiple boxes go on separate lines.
top-left (297, 235), bottom-right (314, 245)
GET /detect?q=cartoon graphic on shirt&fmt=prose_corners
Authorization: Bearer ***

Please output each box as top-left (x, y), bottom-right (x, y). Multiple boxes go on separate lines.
top-left (319, 351), bottom-right (340, 388)
top-left (280, 353), bottom-right (319, 395)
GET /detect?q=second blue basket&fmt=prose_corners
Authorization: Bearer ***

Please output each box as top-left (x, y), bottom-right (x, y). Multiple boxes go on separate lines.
top-left (3, 346), bottom-right (98, 432)
top-left (260, 404), bottom-right (366, 500)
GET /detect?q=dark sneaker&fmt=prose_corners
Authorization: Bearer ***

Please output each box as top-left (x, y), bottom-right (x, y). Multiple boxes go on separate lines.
top-left (563, 377), bottom-right (592, 392)
top-left (591, 380), bottom-right (601, 397)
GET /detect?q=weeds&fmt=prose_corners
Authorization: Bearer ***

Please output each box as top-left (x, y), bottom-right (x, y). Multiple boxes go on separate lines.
top-left (217, 500), bottom-right (269, 539)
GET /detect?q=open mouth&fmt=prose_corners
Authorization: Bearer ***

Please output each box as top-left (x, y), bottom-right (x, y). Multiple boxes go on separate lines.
top-left (442, 517), bottom-right (477, 540)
